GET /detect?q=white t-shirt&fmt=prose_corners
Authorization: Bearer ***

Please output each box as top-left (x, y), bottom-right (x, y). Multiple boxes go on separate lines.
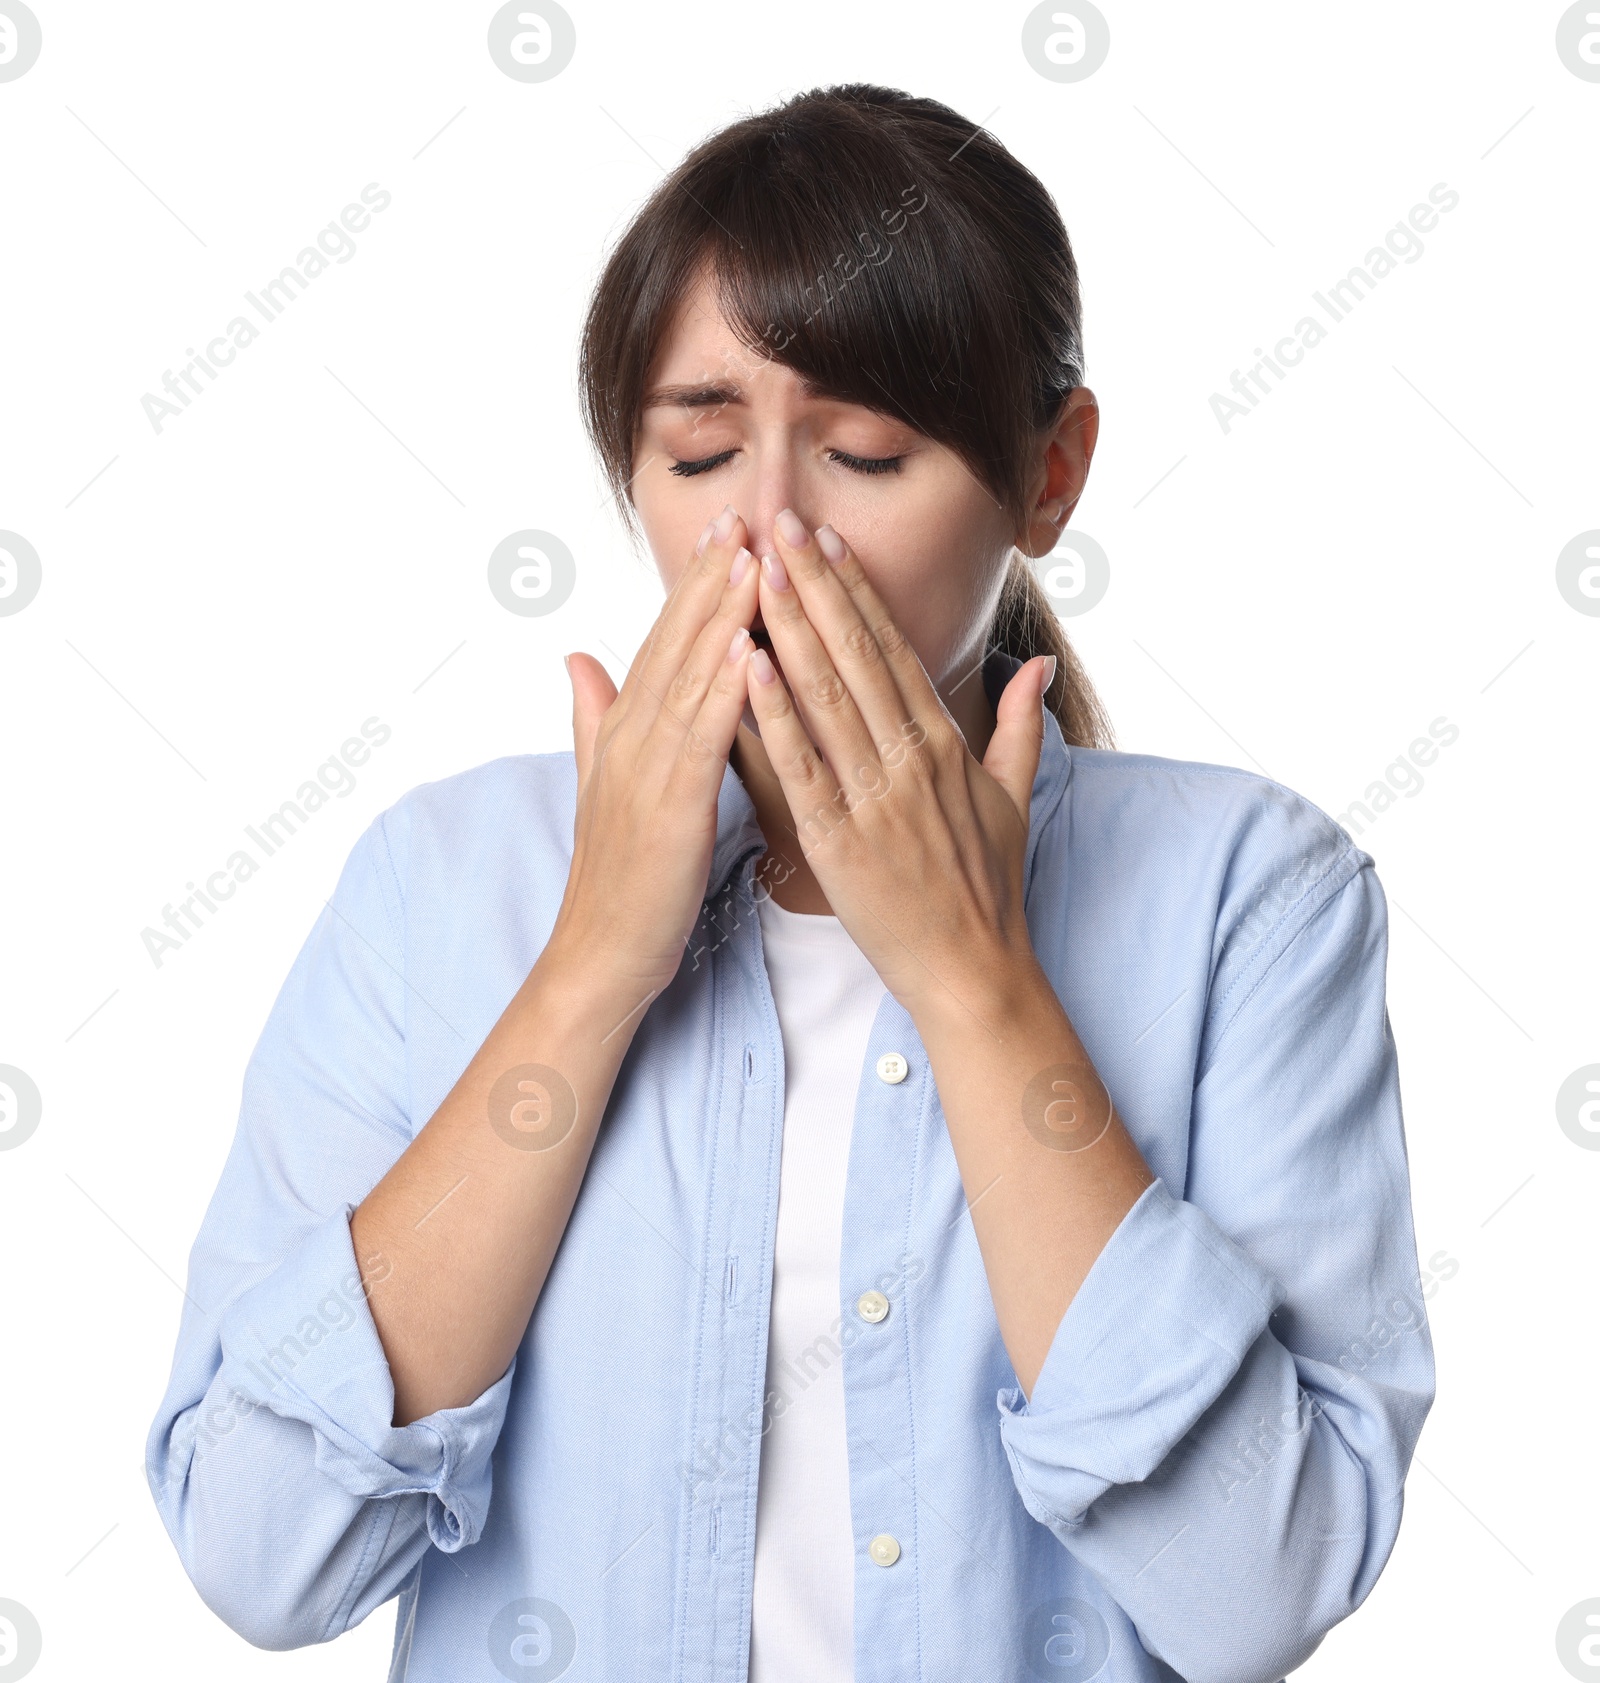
top-left (747, 889), bottom-right (887, 1683)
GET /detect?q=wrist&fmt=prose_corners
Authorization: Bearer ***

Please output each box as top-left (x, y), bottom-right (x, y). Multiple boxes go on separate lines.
top-left (530, 918), bottom-right (669, 1037)
top-left (906, 941), bottom-right (1064, 1047)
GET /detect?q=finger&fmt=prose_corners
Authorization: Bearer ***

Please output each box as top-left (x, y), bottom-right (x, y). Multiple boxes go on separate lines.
top-left (807, 521), bottom-right (957, 745)
top-left (566, 651), bottom-right (619, 788)
top-left (982, 655), bottom-right (1053, 819)
top-left (756, 547), bottom-right (881, 795)
top-left (743, 646), bottom-right (846, 857)
top-left (664, 623), bottom-right (758, 808)
top-left (644, 545), bottom-right (759, 753)
top-left (622, 504), bottom-right (748, 722)
top-left (771, 509), bottom-right (914, 750)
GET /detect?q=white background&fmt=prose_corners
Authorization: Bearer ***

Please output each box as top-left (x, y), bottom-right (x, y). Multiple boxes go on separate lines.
top-left (1, 1), bottom-right (1595, 1678)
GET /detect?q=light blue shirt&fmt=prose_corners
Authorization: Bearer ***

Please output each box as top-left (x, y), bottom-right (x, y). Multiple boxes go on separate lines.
top-left (146, 654), bottom-right (1435, 1683)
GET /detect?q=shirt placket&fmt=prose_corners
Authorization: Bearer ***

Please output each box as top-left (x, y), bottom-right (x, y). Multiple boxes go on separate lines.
top-left (674, 850), bottom-right (789, 1683)
top-left (839, 991), bottom-right (930, 1681)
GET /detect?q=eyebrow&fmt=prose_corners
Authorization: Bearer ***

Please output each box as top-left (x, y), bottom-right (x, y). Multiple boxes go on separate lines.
top-left (642, 375), bottom-right (833, 410)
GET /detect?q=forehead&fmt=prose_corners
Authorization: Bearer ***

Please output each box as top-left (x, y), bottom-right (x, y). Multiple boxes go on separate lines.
top-left (651, 271), bottom-right (744, 369)
top-left (643, 270), bottom-right (817, 401)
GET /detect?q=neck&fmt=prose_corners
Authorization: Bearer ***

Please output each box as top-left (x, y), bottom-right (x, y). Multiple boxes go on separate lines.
top-left (730, 654), bottom-right (998, 915)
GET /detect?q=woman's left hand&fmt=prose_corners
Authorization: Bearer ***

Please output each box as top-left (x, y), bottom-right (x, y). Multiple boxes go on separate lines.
top-left (744, 511), bottom-right (1055, 1027)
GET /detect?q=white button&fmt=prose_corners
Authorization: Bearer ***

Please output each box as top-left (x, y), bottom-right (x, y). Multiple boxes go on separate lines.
top-left (876, 1052), bottom-right (908, 1084)
top-left (868, 1533), bottom-right (901, 1566)
top-left (856, 1289), bottom-right (890, 1323)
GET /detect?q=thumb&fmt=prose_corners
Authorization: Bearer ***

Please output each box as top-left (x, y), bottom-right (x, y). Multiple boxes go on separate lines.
top-left (982, 654), bottom-right (1054, 819)
top-left (565, 651), bottom-right (619, 788)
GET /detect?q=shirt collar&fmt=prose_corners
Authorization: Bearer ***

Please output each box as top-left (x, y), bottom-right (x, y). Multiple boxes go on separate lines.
top-left (705, 647), bottom-right (1075, 907)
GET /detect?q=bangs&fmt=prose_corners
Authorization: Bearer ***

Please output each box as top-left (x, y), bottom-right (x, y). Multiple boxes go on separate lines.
top-left (704, 169), bottom-right (1008, 489)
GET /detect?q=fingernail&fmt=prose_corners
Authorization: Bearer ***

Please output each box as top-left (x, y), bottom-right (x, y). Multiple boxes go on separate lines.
top-left (729, 545), bottom-right (752, 585)
top-left (1040, 654), bottom-right (1058, 693)
top-left (815, 524), bottom-right (846, 565)
top-left (695, 517), bottom-right (717, 556)
top-left (751, 648), bottom-right (777, 685)
top-left (761, 551), bottom-right (789, 591)
top-left (727, 627), bottom-right (750, 663)
top-left (712, 504), bottom-right (738, 543)
top-left (775, 508), bottom-right (809, 547)
top-left (563, 653), bottom-right (573, 678)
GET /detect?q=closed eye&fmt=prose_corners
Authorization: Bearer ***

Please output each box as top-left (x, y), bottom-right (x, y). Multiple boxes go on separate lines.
top-left (828, 449), bottom-right (904, 475)
top-left (666, 447), bottom-right (906, 478)
top-left (668, 448), bottom-right (737, 478)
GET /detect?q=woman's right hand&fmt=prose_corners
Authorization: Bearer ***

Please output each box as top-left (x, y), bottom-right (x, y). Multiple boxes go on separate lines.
top-left (551, 505), bottom-right (759, 1008)
top-left (350, 509), bottom-right (756, 1424)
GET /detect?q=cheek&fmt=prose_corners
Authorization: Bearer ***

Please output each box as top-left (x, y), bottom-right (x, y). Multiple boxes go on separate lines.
top-left (855, 501), bottom-right (1008, 673)
top-left (654, 549), bottom-right (686, 593)
top-left (634, 497), bottom-right (690, 591)
top-left (861, 498), bottom-right (1002, 619)
top-left (634, 480), bottom-right (729, 591)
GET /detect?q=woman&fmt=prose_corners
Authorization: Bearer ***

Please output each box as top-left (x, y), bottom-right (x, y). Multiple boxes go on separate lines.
top-left (147, 85), bottom-right (1435, 1683)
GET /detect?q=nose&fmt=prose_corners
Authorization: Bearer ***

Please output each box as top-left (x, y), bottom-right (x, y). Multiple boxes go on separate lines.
top-left (739, 449), bottom-right (809, 563)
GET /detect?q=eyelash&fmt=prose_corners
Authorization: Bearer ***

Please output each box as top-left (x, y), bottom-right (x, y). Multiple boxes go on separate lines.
top-left (666, 448), bottom-right (905, 478)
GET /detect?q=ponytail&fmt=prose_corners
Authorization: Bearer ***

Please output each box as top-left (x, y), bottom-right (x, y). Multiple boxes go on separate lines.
top-left (990, 552), bottom-right (1115, 750)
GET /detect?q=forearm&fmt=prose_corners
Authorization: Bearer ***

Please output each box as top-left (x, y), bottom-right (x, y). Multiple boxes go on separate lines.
top-left (911, 954), bottom-right (1155, 1398)
top-left (350, 930), bottom-right (653, 1425)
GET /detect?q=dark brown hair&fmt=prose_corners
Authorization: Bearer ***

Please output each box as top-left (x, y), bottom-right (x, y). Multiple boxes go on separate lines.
top-left (578, 83), bottom-right (1113, 749)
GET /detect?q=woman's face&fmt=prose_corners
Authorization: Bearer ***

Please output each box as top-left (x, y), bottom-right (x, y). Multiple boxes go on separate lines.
top-left (629, 272), bottom-right (1026, 701)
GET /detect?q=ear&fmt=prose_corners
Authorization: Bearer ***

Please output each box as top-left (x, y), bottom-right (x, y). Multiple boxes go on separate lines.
top-left (1015, 388), bottom-right (1100, 560)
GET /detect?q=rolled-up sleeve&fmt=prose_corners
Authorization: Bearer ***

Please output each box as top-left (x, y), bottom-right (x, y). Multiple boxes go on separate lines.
top-left (144, 807), bottom-right (516, 1651)
top-left (996, 848), bottom-right (1436, 1683)
top-left (996, 1175), bottom-right (1283, 1524)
